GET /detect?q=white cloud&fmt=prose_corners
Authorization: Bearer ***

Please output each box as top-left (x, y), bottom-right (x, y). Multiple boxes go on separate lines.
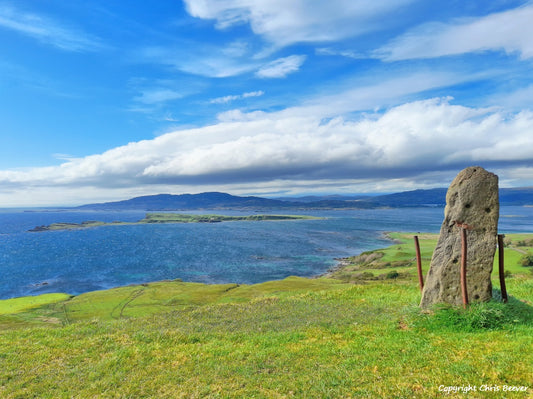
top-left (0, 4), bottom-right (103, 52)
top-left (290, 70), bottom-right (476, 118)
top-left (140, 45), bottom-right (259, 78)
top-left (243, 90), bottom-right (264, 98)
top-left (316, 47), bottom-right (365, 59)
top-left (183, 0), bottom-right (416, 48)
top-left (256, 55), bottom-right (306, 78)
top-left (142, 42), bottom-right (307, 79)
top-left (210, 90), bottom-right (265, 104)
top-left (2, 97), bottom-right (533, 207)
top-left (210, 95), bottom-right (240, 104)
top-left (375, 4), bottom-right (533, 61)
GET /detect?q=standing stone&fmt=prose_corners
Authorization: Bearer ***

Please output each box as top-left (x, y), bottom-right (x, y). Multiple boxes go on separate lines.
top-left (420, 166), bottom-right (499, 308)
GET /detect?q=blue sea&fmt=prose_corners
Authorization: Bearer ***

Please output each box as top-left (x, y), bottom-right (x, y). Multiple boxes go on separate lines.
top-left (1, 207), bottom-right (532, 299)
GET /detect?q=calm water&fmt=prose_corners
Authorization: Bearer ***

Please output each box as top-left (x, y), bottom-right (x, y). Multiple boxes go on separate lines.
top-left (1, 207), bottom-right (532, 299)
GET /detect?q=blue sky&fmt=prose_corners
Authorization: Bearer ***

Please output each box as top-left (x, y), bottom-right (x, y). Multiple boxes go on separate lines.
top-left (1, 0), bottom-right (533, 206)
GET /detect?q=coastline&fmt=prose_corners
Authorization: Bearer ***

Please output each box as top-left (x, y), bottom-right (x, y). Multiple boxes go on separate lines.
top-left (28, 213), bottom-right (321, 232)
top-left (3, 231), bottom-right (533, 303)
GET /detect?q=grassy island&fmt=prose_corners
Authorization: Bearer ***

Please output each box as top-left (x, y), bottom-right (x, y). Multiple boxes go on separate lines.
top-left (28, 213), bottom-right (320, 232)
top-left (1, 233), bottom-right (531, 397)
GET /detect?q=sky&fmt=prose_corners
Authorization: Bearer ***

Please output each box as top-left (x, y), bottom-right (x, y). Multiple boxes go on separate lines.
top-left (1, 0), bottom-right (533, 207)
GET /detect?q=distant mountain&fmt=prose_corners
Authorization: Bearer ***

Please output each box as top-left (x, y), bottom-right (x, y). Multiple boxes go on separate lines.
top-left (362, 187), bottom-right (533, 207)
top-left (363, 188), bottom-right (448, 207)
top-left (76, 192), bottom-right (296, 211)
top-left (75, 187), bottom-right (533, 211)
top-left (359, 187), bottom-right (533, 207)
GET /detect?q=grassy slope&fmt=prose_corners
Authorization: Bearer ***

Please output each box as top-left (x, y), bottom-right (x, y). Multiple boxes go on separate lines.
top-left (0, 234), bottom-right (532, 398)
top-left (0, 293), bottom-right (71, 315)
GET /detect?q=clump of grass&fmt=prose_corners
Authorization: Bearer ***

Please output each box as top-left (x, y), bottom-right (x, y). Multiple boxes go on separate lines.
top-left (520, 254), bottom-right (533, 267)
top-left (384, 270), bottom-right (400, 279)
top-left (411, 297), bottom-right (533, 333)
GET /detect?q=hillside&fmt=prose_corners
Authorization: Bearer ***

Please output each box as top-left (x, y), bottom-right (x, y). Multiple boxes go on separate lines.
top-left (1, 233), bottom-right (531, 397)
top-left (362, 188), bottom-right (448, 207)
top-left (75, 187), bottom-right (533, 210)
top-left (76, 192), bottom-right (295, 211)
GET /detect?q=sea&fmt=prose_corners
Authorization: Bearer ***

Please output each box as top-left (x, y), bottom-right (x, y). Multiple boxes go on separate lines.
top-left (1, 206), bottom-right (532, 300)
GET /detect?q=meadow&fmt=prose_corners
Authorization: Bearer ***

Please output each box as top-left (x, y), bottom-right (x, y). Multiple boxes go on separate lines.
top-left (0, 233), bottom-right (531, 398)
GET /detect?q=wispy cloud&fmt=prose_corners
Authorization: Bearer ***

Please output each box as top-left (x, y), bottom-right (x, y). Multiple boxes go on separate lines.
top-left (256, 55), bottom-right (306, 78)
top-left (141, 43), bottom-right (306, 79)
top-left (183, 0), bottom-right (416, 48)
top-left (127, 77), bottom-right (206, 116)
top-left (210, 90), bottom-right (265, 104)
top-left (140, 44), bottom-right (259, 78)
top-left (315, 47), bottom-right (365, 59)
top-left (490, 84), bottom-right (533, 110)
top-left (374, 3), bottom-right (533, 61)
top-left (0, 4), bottom-right (103, 52)
top-left (134, 88), bottom-right (184, 105)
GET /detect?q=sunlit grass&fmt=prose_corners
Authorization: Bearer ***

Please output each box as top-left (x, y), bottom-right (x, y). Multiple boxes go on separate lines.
top-left (0, 293), bottom-right (71, 315)
top-left (0, 234), bottom-right (531, 397)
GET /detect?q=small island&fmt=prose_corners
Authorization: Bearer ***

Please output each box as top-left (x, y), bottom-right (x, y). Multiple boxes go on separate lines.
top-left (28, 213), bottom-right (320, 232)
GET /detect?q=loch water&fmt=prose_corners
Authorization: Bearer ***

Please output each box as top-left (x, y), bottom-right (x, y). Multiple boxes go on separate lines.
top-left (1, 206), bottom-right (532, 299)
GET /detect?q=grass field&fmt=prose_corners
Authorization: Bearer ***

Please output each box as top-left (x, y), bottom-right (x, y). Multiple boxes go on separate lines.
top-left (0, 233), bottom-right (531, 398)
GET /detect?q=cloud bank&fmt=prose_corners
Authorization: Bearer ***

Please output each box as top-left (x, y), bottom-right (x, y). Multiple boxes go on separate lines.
top-left (2, 97), bottom-right (532, 206)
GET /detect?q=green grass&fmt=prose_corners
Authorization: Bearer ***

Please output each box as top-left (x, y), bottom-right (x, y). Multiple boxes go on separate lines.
top-left (0, 234), bottom-right (532, 398)
top-left (0, 293), bottom-right (71, 315)
top-left (330, 232), bottom-right (533, 282)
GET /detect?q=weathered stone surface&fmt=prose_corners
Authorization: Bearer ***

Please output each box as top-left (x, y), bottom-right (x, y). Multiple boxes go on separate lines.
top-left (420, 166), bottom-right (499, 308)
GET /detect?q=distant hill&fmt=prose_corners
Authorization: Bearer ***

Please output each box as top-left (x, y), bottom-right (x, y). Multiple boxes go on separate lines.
top-left (75, 187), bottom-right (533, 211)
top-left (76, 192), bottom-right (296, 211)
top-left (364, 188), bottom-right (448, 207)
top-left (288, 187), bottom-right (533, 208)
top-left (365, 187), bottom-right (533, 207)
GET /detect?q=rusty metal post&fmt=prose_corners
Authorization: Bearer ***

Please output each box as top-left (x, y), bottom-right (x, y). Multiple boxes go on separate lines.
top-left (413, 235), bottom-right (424, 292)
top-left (460, 228), bottom-right (469, 308)
top-left (498, 234), bottom-right (508, 303)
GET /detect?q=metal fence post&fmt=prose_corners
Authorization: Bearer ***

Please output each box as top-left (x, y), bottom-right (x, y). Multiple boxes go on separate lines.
top-left (460, 228), bottom-right (469, 309)
top-left (413, 235), bottom-right (424, 292)
top-left (498, 234), bottom-right (508, 303)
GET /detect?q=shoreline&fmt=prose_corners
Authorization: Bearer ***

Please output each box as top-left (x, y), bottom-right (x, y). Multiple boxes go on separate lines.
top-left (2, 231), bottom-right (409, 301)
top-left (3, 230), bottom-right (533, 302)
top-left (318, 231), bottom-right (404, 279)
top-left (28, 213), bottom-right (321, 232)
